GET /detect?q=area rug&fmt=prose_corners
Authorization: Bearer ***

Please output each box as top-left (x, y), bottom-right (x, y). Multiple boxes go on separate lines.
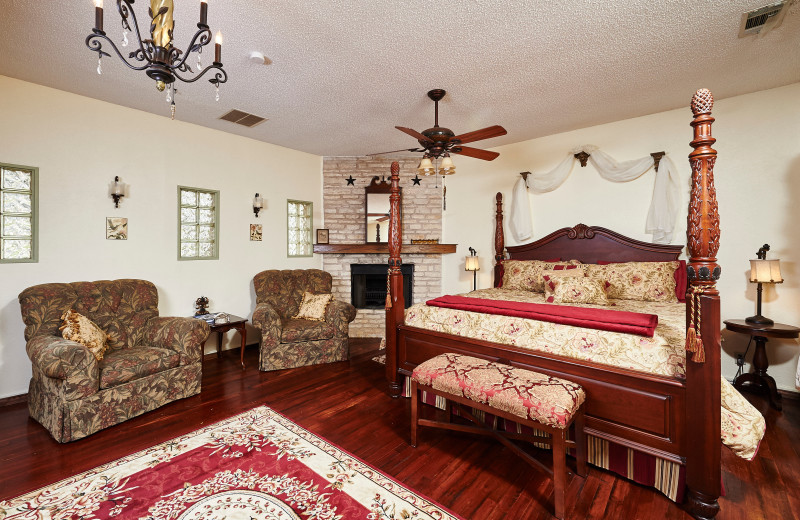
top-left (1, 406), bottom-right (463, 520)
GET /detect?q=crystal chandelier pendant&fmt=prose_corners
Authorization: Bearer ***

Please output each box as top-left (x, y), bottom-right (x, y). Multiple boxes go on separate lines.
top-left (97, 56), bottom-right (102, 75)
top-left (196, 49), bottom-right (203, 71)
top-left (122, 28), bottom-right (128, 47)
top-left (215, 85), bottom-right (220, 102)
top-left (166, 84), bottom-right (173, 104)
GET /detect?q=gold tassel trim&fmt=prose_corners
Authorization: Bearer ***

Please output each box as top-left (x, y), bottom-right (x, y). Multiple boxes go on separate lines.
top-left (685, 287), bottom-right (706, 363)
top-left (385, 268), bottom-right (392, 310)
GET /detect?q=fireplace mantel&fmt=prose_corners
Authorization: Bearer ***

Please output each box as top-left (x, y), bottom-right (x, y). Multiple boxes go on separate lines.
top-left (313, 243), bottom-right (457, 254)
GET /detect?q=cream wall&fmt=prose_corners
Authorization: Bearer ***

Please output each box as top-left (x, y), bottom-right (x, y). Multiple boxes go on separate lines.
top-left (0, 75), bottom-right (322, 399)
top-left (441, 83), bottom-right (800, 391)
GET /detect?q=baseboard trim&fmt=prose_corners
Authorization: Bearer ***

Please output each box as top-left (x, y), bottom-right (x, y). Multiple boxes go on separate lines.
top-left (0, 393), bottom-right (28, 408)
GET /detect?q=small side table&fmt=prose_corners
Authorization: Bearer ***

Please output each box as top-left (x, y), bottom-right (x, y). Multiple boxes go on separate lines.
top-left (724, 319), bottom-right (800, 411)
top-left (197, 314), bottom-right (249, 370)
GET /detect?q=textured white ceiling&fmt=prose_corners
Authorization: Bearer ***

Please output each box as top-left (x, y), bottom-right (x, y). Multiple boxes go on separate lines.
top-left (0, 1), bottom-right (798, 157)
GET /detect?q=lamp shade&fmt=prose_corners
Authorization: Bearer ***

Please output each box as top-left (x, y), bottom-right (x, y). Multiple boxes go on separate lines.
top-left (749, 259), bottom-right (783, 283)
top-left (418, 157), bottom-right (434, 175)
top-left (439, 155), bottom-right (456, 175)
top-left (465, 256), bottom-right (480, 272)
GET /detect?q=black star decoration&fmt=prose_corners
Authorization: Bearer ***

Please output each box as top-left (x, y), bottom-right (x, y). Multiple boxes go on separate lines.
top-left (411, 175), bottom-right (422, 185)
top-left (345, 175), bottom-right (356, 186)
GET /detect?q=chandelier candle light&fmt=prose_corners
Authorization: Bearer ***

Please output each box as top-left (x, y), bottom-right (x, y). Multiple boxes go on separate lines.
top-left (87, 0), bottom-right (228, 115)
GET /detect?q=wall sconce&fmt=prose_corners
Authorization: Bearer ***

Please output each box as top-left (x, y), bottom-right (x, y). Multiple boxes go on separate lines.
top-left (253, 193), bottom-right (264, 217)
top-left (465, 246), bottom-right (480, 291)
top-left (746, 244), bottom-right (783, 325)
top-left (110, 176), bottom-right (126, 208)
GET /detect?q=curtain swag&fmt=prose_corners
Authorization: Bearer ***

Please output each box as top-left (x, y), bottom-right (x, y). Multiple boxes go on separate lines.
top-left (510, 145), bottom-right (680, 244)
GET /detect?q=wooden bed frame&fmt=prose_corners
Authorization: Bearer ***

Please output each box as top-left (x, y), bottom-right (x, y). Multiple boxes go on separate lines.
top-left (384, 89), bottom-right (722, 519)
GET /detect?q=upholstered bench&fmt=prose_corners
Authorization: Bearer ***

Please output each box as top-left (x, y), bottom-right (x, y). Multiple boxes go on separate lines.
top-left (410, 353), bottom-right (587, 520)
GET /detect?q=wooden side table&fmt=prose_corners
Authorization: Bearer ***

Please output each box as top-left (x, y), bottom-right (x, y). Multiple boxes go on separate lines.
top-left (724, 319), bottom-right (800, 411)
top-left (197, 314), bottom-right (249, 370)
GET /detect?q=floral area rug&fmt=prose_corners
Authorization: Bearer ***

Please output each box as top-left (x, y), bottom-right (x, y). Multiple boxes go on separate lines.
top-left (1, 406), bottom-right (462, 520)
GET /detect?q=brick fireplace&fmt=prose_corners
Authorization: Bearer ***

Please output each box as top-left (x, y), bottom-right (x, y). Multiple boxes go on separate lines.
top-left (321, 157), bottom-right (447, 337)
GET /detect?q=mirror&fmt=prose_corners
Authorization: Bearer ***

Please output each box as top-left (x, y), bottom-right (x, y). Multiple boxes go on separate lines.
top-left (365, 177), bottom-right (399, 243)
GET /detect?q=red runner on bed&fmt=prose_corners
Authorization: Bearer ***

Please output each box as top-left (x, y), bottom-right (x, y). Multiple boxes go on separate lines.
top-left (425, 295), bottom-right (658, 337)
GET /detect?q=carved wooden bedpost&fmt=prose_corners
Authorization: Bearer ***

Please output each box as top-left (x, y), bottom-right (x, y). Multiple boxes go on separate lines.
top-left (685, 89), bottom-right (722, 520)
top-left (494, 192), bottom-right (505, 287)
top-left (385, 161), bottom-right (404, 397)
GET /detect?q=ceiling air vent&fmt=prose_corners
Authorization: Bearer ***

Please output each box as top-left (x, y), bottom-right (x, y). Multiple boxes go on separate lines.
top-left (739, 1), bottom-right (792, 37)
top-left (219, 109), bottom-right (267, 128)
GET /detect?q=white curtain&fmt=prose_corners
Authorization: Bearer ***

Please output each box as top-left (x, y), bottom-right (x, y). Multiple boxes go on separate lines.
top-left (796, 357), bottom-right (800, 390)
top-left (517, 146), bottom-right (680, 244)
top-left (510, 177), bottom-right (533, 241)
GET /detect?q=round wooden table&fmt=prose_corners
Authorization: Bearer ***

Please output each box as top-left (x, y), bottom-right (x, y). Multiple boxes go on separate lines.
top-left (724, 319), bottom-right (800, 411)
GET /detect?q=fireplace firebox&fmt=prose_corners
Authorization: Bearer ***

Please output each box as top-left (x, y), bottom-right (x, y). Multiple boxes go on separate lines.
top-left (351, 264), bottom-right (413, 309)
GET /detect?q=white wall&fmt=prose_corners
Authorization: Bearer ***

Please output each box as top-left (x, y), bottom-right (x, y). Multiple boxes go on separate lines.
top-left (0, 76), bottom-right (322, 398)
top-left (442, 83), bottom-right (800, 391)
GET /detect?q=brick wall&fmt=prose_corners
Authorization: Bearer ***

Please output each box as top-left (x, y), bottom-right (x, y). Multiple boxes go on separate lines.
top-left (322, 157), bottom-right (444, 337)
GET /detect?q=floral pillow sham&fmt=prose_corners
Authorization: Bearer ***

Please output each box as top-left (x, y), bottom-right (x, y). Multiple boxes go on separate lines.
top-left (502, 259), bottom-right (581, 293)
top-left (585, 261), bottom-right (679, 302)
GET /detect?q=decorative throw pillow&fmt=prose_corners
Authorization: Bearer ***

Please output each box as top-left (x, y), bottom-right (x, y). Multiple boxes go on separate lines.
top-left (293, 292), bottom-right (333, 321)
top-left (502, 259), bottom-right (580, 293)
top-left (547, 277), bottom-right (610, 305)
top-left (585, 261), bottom-right (679, 302)
top-left (59, 309), bottom-right (109, 361)
top-left (542, 268), bottom-right (586, 296)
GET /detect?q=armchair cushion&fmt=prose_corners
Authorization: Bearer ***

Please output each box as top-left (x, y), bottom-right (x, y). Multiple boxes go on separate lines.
top-left (281, 319), bottom-right (336, 343)
top-left (26, 335), bottom-right (99, 401)
top-left (142, 317), bottom-right (210, 365)
top-left (100, 346), bottom-right (181, 389)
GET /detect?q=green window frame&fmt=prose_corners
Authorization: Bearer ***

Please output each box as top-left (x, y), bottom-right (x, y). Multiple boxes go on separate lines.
top-left (178, 186), bottom-right (220, 260)
top-left (287, 199), bottom-right (313, 257)
top-left (1, 162), bottom-right (38, 263)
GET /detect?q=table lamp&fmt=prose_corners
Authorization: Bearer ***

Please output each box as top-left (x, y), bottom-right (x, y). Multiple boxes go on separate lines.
top-left (746, 244), bottom-right (783, 325)
top-left (465, 247), bottom-right (480, 291)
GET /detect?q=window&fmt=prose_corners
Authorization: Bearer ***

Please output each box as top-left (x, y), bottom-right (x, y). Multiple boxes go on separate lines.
top-left (178, 186), bottom-right (219, 260)
top-left (287, 199), bottom-right (313, 257)
top-left (1, 163), bottom-right (38, 263)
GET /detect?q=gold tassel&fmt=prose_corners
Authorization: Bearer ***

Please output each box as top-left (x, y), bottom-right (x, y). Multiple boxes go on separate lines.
top-left (385, 268), bottom-right (392, 310)
top-left (693, 288), bottom-right (706, 363)
top-left (684, 287), bottom-right (706, 363)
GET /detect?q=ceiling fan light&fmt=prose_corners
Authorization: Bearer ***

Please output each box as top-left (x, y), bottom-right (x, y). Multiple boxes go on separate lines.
top-left (418, 157), bottom-right (434, 175)
top-left (440, 155), bottom-right (456, 175)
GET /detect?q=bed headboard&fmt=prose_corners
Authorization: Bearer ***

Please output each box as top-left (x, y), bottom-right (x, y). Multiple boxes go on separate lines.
top-left (494, 220), bottom-right (683, 287)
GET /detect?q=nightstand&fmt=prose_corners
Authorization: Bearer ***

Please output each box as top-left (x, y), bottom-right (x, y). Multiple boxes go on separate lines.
top-left (724, 319), bottom-right (799, 411)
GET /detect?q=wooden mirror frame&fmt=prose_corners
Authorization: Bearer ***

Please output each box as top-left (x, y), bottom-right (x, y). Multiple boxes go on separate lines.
top-left (365, 176), bottom-right (400, 243)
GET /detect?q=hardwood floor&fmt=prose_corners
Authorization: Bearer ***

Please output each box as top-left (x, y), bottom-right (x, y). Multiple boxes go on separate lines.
top-left (0, 338), bottom-right (797, 519)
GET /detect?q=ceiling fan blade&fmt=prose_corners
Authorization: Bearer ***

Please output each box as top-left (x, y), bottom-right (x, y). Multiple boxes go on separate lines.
top-left (451, 146), bottom-right (500, 161)
top-left (396, 126), bottom-right (433, 144)
top-left (366, 148), bottom-right (423, 156)
top-left (451, 125), bottom-right (507, 145)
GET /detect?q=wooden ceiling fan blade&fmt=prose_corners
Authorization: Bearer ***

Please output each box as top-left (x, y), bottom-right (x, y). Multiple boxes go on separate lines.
top-left (451, 125), bottom-right (507, 145)
top-left (366, 148), bottom-right (423, 156)
top-left (396, 126), bottom-right (433, 143)
top-left (451, 146), bottom-right (500, 161)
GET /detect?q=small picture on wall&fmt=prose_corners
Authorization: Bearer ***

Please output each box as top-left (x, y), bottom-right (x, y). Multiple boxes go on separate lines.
top-left (106, 217), bottom-right (128, 240)
top-left (316, 228), bottom-right (329, 244)
top-left (250, 224), bottom-right (263, 241)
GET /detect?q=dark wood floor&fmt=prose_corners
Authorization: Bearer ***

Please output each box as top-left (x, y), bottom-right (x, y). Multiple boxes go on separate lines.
top-left (1, 339), bottom-right (797, 519)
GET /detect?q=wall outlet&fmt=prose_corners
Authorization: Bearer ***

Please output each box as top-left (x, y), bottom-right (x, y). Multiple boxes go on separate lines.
top-left (736, 353), bottom-right (745, 367)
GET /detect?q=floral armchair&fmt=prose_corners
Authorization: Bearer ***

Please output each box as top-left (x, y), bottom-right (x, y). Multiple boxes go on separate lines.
top-left (18, 279), bottom-right (209, 443)
top-left (253, 269), bottom-right (356, 371)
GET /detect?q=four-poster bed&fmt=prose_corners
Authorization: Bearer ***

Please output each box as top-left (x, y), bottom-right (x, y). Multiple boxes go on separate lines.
top-left (384, 89), bottom-right (726, 519)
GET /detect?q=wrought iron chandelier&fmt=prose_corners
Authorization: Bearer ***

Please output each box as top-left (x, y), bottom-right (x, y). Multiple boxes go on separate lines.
top-left (86, 0), bottom-right (228, 118)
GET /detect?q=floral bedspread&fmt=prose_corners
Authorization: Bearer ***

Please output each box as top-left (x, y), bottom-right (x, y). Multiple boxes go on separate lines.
top-left (405, 288), bottom-right (765, 460)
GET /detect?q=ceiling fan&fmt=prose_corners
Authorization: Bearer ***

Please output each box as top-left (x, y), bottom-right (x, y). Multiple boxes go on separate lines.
top-left (369, 89), bottom-right (507, 162)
